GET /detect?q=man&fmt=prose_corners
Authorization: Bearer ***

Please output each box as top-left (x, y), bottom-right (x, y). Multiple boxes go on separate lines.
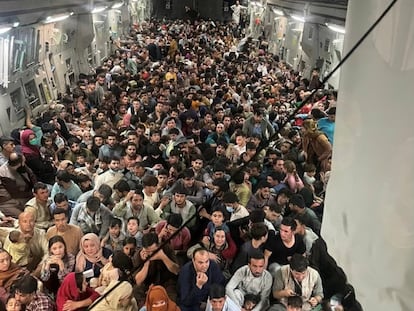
top-left (264, 217), bottom-right (306, 277)
top-left (47, 208), bottom-right (83, 256)
top-left (206, 283), bottom-right (240, 311)
top-left (142, 175), bottom-right (160, 209)
top-left (98, 133), bottom-right (123, 159)
top-left (177, 248), bottom-right (225, 311)
top-left (15, 275), bottom-right (55, 310)
top-left (242, 109), bottom-right (275, 141)
top-left (112, 189), bottom-right (160, 231)
top-left (50, 193), bottom-right (76, 220)
top-left (94, 156), bottom-right (123, 188)
top-left (222, 192), bottom-right (249, 222)
top-left (166, 168), bottom-right (204, 206)
top-left (0, 136), bottom-right (16, 165)
top-left (318, 107), bottom-right (336, 144)
top-left (264, 204), bottom-right (283, 231)
top-left (50, 170), bottom-right (82, 202)
top-left (25, 182), bottom-right (53, 230)
top-left (289, 194), bottom-right (321, 235)
top-left (70, 196), bottom-right (112, 238)
top-left (123, 161), bottom-right (150, 190)
top-left (0, 152), bottom-right (35, 217)
top-left (287, 296), bottom-right (303, 311)
top-left (205, 123), bottom-right (230, 148)
top-left (63, 137), bottom-right (95, 163)
top-left (226, 251), bottom-right (272, 311)
top-left (134, 232), bottom-right (180, 295)
top-left (271, 254), bottom-right (323, 311)
top-left (4, 212), bottom-right (48, 271)
top-left (246, 181), bottom-right (277, 212)
top-left (158, 186), bottom-right (197, 230)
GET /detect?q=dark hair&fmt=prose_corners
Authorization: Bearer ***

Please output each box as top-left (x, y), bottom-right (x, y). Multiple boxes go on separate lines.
top-left (68, 137), bottom-right (81, 147)
top-left (86, 196), bottom-right (101, 212)
top-left (209, 283), bottom-right (226, 299)
top-left (182, 168), bottom-right (195, 179)
top-left (33, 182), bottom-right (48, 193)
top-left (110, 217), bottom-right (122, 228)
top-left (123, 237), bottom-right (137, 247)
top-left (193, 247), bottom-right (208, 258)
top-left (167, 214), bottom-right (183, 228)
top-left (142, 232), bottom-right (159, 248)
top-left (250, 223), bottom-right (268, 240)
top-left (249, 209), bottom-right (265, 224)
top-left (114, 180), bottom-right (130, 192)
top-left (248, 250), bottom-right (264, 262)
top-left (212, 178), bottom-right (230, 192)
top-left (127, 216), bottom-right (139, 225)
top-left (75, 272), bottom-right (84, 291)
top-left (56, 170), bottom-right (72, 183)
top-left (244, 293), bottom-right (261, 305)
top-left (53, 208), bottom-right (68, 218)
top-left (111, 251), bottom-right (133, 278)
top-left (281, 217), bottom-right (297, 231)
top-left (48, 235), bottom-right (68, 260)
top-left (158, 169), bottom-right (168, 176)
top-left (14, 275), bottom-right (38, 294)
top-left (289, 253), bottom-right (309, 272)
top-left (142, 175), bottom-right (158, 187)
top-left (54, 193), bottom-right (68, 204)
top-left (287, 296), bottom-right (303, 307)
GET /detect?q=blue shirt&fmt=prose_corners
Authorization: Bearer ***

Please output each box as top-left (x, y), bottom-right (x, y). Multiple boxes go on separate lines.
top-left (317, 117), bottom-right (335, 144)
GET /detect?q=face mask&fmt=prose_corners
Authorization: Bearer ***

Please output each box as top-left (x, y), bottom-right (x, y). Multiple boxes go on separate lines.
top-left (16, 166), bottom-right (27, 174)
top-left (29, 138), bottom-right (37, 146)
top-left (226, 205), bottom-right (234, 213)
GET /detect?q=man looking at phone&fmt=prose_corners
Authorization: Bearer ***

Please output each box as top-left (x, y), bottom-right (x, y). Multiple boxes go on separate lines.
top-left (270, 254), bottom-right (323, 311)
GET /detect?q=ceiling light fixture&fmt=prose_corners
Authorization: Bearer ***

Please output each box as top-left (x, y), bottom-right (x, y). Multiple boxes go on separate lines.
top-left (44, 13), bottom-right (71, 24)
top-left (0, 27), bottom-right (11, 34)
top-left (92, 6), bottom-right (107, 14)
top-left (326, 23), bottom-right (346, 34)
top-left (272, 8), bottom-right (284, 16)
top-left (291, 15), bottom-right (305, 22)
top-left (111, 2), bottom-right (123, 9)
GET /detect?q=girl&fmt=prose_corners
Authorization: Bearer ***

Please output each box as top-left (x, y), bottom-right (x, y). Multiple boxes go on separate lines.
top-left (283, 160), bottom-right (304, 193)
top-left (56, 272), bottom-right (100, 311)
top-left (5, 295), bottom-right (21, 311)
top-left (41, 235), bottom-right (75, 295)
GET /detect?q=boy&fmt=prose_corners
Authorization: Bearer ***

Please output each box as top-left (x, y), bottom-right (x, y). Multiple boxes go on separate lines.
top-left (101, 217), bottom-right (125, 251)
top-left (203, 207), bottom-right (230, 242)
top-left (126, 216), bottom-right (143, 248)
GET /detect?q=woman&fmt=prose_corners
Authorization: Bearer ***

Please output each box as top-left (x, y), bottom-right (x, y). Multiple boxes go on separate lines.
top-left (0, 249), bottom-right (28, 304)
top-left (76, 233), bottom-right (111, 280)
top-left (187, 227), bottom-right (237, 278)
top-left (40, 235), bottom-right (75, 295)
top-left (283, 160), bottom-right (304, 194)
top-left (141, 285), bottom-right (179, 311)
top-left (302, 119), bottom-right (332, 172)
top-left (56, 272), bottom-right (100, 311)
top-left (92, 280), bottom-right (137, 311)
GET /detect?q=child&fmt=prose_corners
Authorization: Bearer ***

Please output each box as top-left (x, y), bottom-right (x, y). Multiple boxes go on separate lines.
top-left (101, 217), bottom-right (125, 252)
top-left (122, 237), bottom-right (137, 258)
top-left (6, 231), bottom-right (29, 266)
top-left (303, 163), bottom-right (317, 191)
top-left (243, 293), bottom-right (260, 311)
top-left (126, 216), bottom-right (143, 248)
top-left (203, 207), bottom-right (230, 242)
top-left (74, 154), bottom-right (86, 168)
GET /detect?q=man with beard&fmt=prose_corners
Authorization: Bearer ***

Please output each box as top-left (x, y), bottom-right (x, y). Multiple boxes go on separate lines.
top-left (0, 152), bottom-right (35, 218)
top-left (246, 181), bottom-right (277, 211)
top-left (94, 156), bottom-right (123, 188)
top-left (226, 251), bottom-right (272, 311)
top-left (63, 137), bottom-right (95, 164)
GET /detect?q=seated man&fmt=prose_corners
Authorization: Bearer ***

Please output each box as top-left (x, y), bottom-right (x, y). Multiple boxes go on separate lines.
top-left (4, 212), bottom-right (48, 271)
top-left (270, 254), bottom-right (323, 311)
top-left (47, 208), bottom-right (83, 256)
top-left (70, 196), bottom-right (112, 238)
top-left (206, 283), bottom-right (240, 311)
top-left (0, 152), bottom-right (35, 217)
top-left (49, 193), bottom-right (76, 220)
top-left (14, 274), bottom-right (55, 310)
top-left (24, 182), bottom-right (53, 230)
top-left (133, 232), bottom-right (180, 298)
top-left (166, 169), bottom-right (204, 207)
top-left (226, 250), bottom-right (272, 311)
top-left (177, 247), bottom-right (225, 311)
top-left (50, 170), bottom-right (82, 202)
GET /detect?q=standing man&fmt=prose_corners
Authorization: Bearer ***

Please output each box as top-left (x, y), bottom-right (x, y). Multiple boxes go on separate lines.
top-left (230, 1), bottom-right (247, 25)
top-left (226, 251), bottom-right (272, 311)
top-left (178, 248), bottom-right (225, 311)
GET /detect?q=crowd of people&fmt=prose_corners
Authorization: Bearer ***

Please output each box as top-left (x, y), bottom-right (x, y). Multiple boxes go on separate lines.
top-left (0, 14), bottom-right (360, 311)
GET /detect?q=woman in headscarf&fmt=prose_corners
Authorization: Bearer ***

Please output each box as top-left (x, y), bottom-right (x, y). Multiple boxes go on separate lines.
top-left (301, 119), bottom-right (332, 173)
top-left (75, 233), bottom-right (111, 280)
top-left (142, 285), bottom-right (180, 311)
top-left (56, 272), bottom-right (100, 311)
top-left (91, 280), bottom-right (137, 311)
top-left (0, 249), bottom-right (28, 304)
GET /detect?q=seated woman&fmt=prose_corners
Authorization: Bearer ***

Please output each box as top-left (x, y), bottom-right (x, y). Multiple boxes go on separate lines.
top-left (92, 280), bottom-right (138, 311)
top-left (0, 249), bottom-right (28, 304)
top-left (187, 227), bottom-right (237, 279)
top-left (140, 284), bottom-right (179, 311)
top-left (56, 272), bottom-right (100, 311)
top-left (40, 235), bottom-right (76, 296)
top-left (75, 233), bottom-right (112, 281)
